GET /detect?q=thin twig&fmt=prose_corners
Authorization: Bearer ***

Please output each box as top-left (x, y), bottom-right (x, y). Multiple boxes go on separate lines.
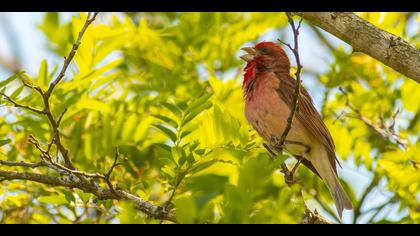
top-left (42, 12), bottom-right (98, 169)
top-left (45, 12), bottom-right (99, 97)
top-left (0, 92), bottom-right (45, 114)
top-left (339, 87), bottom-right (407, 149)
top-left (0, 160), bottom-right (49, 169)
top-left (22, 80), bottom-right (44, 95)
top-left (276, 12), bottom-right (304, 154)
top-left (103, 147), bottom-right (124, 196)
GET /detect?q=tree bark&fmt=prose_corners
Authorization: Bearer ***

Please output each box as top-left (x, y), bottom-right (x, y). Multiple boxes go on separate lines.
top-left (295, 12), bottom-right (420, 84)
top-left (0, 169), bottom-right (176, 222)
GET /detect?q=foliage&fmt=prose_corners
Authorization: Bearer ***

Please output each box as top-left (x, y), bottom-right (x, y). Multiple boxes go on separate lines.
top-left (0, 12), bottom-right (419, 224)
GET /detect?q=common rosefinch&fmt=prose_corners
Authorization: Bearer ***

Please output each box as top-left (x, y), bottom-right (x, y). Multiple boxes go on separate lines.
top-left (240, 42), bottom-right (352, 219)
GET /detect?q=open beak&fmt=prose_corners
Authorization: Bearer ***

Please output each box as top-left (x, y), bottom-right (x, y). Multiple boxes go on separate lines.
top-left (240, 47), bottom-right (256, 62)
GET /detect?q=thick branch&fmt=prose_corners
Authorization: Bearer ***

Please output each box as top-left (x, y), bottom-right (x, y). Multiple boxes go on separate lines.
top-left (301, 207), bottom-right (333, 224)
top-left (294, 12), bottom-right (420, 84)
top-left (0, 169), bottom-right (176, 222)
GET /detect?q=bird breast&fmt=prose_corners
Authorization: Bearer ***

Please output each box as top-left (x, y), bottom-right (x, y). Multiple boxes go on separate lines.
top-left (244, 72), bottom-right (313, 156)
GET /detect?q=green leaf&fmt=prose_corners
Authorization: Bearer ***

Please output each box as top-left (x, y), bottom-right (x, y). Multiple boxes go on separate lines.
top-left (152, 114), bottom-right (178, 128)
top-left (180, 130), bottom-right (192, 140)
top-left (189, 160), bottom-right (217, 174)
top-left (32, 213), bottom-right (50, 224)
top-left (9, 85), bottom-right (24, 100)
top-left (78, 98), bottom-right (111, 113)
top-left (160, 101), bottom-right (183, 118)
top-left (159, 157), bottom-right (176, 166)
top-left (84, 133), bottom-right (93, 160)
top-left (0, 71), bottom-right (24, 88)
top-left (78, 192), bottom-right (91, 203)
top-left (49, 65), bottom-right (59, 78)
top-left (182, 101), bottom-right (212, 126)
top-left (45, 12), bottom-right (59, 28)
top-left (38, 194), bottom-right (68, 204)
top-left (171, 146), bottom-right (185, 165)
top-left (0, 139), bottom-right (11, 147)
top-left (152, 124), bottom-right (177, 142)
top-left (161, 165), bottom-right (176, 179)
top-left (174, 197), bottom-right (197, 224)
top-left (62, 191), bottom-right (76, 203)
top-left (154, 143), bottom-right (172, 152)
top-left (37, 59), bottom-right (49, 89)
top-left (122, 114), bottom-right (138, 141)
top-left (186, 93), bottom-right (213, 114)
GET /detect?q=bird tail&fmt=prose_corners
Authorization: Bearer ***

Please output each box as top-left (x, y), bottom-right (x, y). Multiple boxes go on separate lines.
top-left (304, 145), bottom-right (352, 220)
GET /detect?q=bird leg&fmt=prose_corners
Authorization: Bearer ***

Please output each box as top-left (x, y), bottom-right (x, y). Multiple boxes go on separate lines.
top-left (281, 156), bottom-right (303, 186)
top-left (263, 143), bottom-right (277, 160)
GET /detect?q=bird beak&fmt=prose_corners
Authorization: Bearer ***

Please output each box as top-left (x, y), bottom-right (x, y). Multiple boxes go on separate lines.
top-left (240, 47), bottom-right (256, 62)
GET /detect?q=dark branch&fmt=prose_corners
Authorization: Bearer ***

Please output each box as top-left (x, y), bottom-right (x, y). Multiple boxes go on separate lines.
top-left (276, 12), bottom-right (304, 154)
top-left (0, 168), bottom-right (176, 222)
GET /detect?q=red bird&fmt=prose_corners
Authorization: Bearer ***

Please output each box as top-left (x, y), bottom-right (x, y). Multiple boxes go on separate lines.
top-left (240, 42), bottom-right (352, 219)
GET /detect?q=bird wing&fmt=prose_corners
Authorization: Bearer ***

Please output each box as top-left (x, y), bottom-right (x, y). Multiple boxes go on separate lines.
top-left (275, 74), bottom-right (340, 174)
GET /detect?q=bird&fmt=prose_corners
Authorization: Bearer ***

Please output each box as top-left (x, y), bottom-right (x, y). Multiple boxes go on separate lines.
top-left (240, 41), bottom-right (352, 220)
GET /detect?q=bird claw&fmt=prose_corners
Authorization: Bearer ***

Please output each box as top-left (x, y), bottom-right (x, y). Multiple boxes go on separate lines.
top-left (280, 163), bottom-right (301, 186)
top-left (284, 175), bottom-right (300, 186)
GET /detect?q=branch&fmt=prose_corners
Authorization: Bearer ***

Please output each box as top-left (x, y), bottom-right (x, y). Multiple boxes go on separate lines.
top-left (0, 92), bottom-right (45, 114)
top-left (0, 168), bottom-right (176, 222)
top-left (276, 12), bottom-right (303, 153)
top-left (0, 160), bottom-right (49, 168)
top-left (45, 12), bottom-right (98, 97)
top-left (42, 12), bottom-right (97, 169)
top-left (294, 12), bottom-right (420, 84)
top-left (339, 87), bottom-right (407, 149)
top-left (276, 13), bottom-right (334, 224)
top-left (301, 206), bottom-right (333, 224)
top-left (0, 12), bottom-right (176, 223)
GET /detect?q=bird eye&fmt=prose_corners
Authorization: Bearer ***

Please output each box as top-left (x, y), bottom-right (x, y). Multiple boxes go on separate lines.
top-left (260, 47), bottom-right (269, 54)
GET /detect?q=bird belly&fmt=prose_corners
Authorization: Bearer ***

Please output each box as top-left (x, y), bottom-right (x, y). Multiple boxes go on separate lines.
top-left (245, 83), bottom-right (313, 156)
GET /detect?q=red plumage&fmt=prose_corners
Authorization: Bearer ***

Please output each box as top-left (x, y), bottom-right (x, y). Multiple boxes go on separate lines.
top-left (240, 42), bottom-right (352, 220)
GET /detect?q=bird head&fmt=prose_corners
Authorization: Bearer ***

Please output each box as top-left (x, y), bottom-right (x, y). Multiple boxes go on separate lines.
top-left (240, 41), bottom-right (290, 75)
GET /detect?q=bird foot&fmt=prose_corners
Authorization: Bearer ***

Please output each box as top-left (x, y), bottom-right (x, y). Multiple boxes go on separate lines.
top-left (280, 161), bottom-right (301, 186)
top-left (263, 143), bottom-right (278, 160)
